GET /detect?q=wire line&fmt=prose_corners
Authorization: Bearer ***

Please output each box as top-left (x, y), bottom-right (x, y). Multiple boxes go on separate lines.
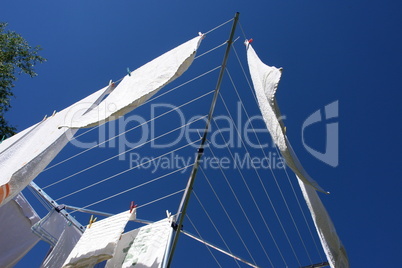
top-left (71, 164), bottom-right (194, 213)
top-left (45, 116), bottom-right (206, 190)
top-left (44, 71), bottom-right (219, 172)
top-left (55, 139), bottom-right (201, 201)
top-left (204, 18), bottom-right (234, 35)
top-left (186, 214), bottom-right (224, 268)
top-left (199, 166), bottom-right (256, 266)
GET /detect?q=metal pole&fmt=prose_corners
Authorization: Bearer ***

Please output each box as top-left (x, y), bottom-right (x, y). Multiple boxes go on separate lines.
top-left (29, 181), bottom-right (85, 232)
top-left (182, 230), bottom-right (260, 268)
top-left (165, 12), bottom-right (240, 268)
top-left (64, 204), bottom-right (153, 225)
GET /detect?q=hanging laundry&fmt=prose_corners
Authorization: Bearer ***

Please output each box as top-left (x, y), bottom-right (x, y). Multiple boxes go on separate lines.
top-left (41, 224), bottom-right (82, 268)
top-left (0, 193), bottom-right (40, 268)
top-left (32, 209), bottom-right (72, 246)
top-left (0, 84), bottom-right (112, 207)
top-left (106, 218), bottom-right (171, 268)
top-left (62, 209), bottom-right (136, 268)
top-left (246, 41), bottom-right (327, 194)
top-left (65, 35), bottom-right (203, 129)
top-left (246, 41), bottom-right (349, 268)
top-left (298, 179), bottom-right (349, 268)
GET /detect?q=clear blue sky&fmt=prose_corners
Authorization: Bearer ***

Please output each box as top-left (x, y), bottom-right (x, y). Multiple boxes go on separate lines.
top-left (2, 1), bottom-right (402, 267)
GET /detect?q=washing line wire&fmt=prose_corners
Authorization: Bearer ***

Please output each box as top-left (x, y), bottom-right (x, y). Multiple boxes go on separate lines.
top-left (45, 114), bottom-right (206, 190)
top-left (185, 213), bottom-right (224, 268)
top-left (229, 43), bottom-right (324, 260)
top-left (238, 21), bottom-right (248, 41)
top-left (55, 138), bottom-right (201, 201)
top-left (192, 191), bottom-right (238, 266)
top-left (204, 145), bottom-right (267, 266)
top-left (223, 68), bottom-right (313, 264)
top-left (216, 91), bottom-right (304, 265)
top-left (195, 42), bottom-right (227, 60)
top-left (136, 189), bottom-right (185, 210)
top-left (211, 117), bottom-right (286, 267)
top-left (198, 166), bottom-right (258, 266)
top-left (204, 18), bottom-right (234, 35)
top-left (274, 144), bottom-right (325, 262)
top-left (73, 164), bottom-right (194, 213)
top-left (44, 67), bottom-right (220, 172)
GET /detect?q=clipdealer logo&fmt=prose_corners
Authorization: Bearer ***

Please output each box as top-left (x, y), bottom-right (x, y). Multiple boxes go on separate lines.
top-left (302, 101), bottom-right (339, 167)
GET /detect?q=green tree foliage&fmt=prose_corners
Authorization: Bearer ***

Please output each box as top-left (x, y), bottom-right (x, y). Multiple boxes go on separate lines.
top-left (0, 22), bottom-right (45, 139)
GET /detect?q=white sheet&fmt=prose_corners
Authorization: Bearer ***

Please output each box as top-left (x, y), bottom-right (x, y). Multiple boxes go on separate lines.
top-left (106, 218), bottom-right (171, 268)
top-left (65, 35), bottom-right (203, 129)
top-left (0, 84), bottom-right (112, 207)
top-left (246, 42), bottom-right (327, 194)
top-left (41, 224), bottom-right (82, 268)
top-left (0, 193), bottom-right (40, 268)
top-left (298, 179), bottom-right (349, 268)
top-left (62, 209), bottom-right (136, 268)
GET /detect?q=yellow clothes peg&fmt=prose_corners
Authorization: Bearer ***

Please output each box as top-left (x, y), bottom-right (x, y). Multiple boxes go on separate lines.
top-left (88, 215), bottom-right (97, 229)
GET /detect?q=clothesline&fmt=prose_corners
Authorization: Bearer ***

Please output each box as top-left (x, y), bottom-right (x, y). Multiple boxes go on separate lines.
top-left (20, 18), bottom-right (338, 268)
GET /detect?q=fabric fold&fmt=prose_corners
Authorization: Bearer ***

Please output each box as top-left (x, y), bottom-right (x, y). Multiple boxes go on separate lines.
top-left (40, 223), bottom-right (82, 268)
top-left (0, 193), bottom-right (41, 268)
top-left (32, 208), bottom-right (83, 268)
top-left (32, 208), bottom-right (78, 247)
top-left (246, 42), bottom-right (348, 267)
top-left (246, 42), bottom-right (327, 194)
top-left (66, 35), bottom-right (204, 129)
top-left (106, 218), bottom-right (171, 268)
top-left (0, 84), bottom-right (112, 207)
top-left (298, 179), bottom-right (349, 268)
top-left (62, 209), bottom-right (136, 268)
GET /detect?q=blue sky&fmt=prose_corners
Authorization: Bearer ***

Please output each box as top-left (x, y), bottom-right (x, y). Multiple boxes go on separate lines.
top-left (2, 1), bottom-right (402, 267)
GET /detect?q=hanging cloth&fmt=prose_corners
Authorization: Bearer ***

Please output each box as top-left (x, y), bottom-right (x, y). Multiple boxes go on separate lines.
top-left (62, 209), bottom-right (136, 268)
top-left (0, 193), bottom-right (41, 268)
top-left (105, 218), bottom-right (171, 268)
top-left (246, 42), bottom-right (348, 268)
top-left (32, 208), bottom-right (83, 268)
top-left (64, 35), bottom-right (203, 129)
top-left (32, 208), bottom-right (80, 247)
top-left (0, 84), bottom-right (112, 207)
top-left (298, 179), bottom-right (349, 268)
top-left (40, 223), bottom-right (82, 268)
top-left (246, 41), bottom-right (327, 194)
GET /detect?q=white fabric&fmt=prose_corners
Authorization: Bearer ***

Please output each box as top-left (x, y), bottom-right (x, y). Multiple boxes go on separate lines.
top-left (246, 43), bottom-right (327, 194)
top-left (0, 85), bottom-right (112, 207)
top-left (66, 35), bottom-right (203, 129)
top-left (246, 42), bottom-right (286, 151)
top-left (41, 224), bottom-right (82, 268)
top-left (106, 218), bottom-right (171, 268)
top-left (0, 123), bottom-right (38, 154)
top-left (62, 210), bottom-right (136, 268)
top-left (32, 208), bottom-right (75, 246)
top-left (0, 193), bottom-right (40, 268)
top-left (297, 178), bottom-right (349, 268)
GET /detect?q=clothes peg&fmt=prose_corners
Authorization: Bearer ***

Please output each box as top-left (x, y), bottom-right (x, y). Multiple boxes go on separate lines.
top-left (127, 67), bottom-right (131, 77)
top-left (248, 38), bottom-right (253, 44)
top-left (166, 210), bottom-right (171, 218)
top-left (88, 215), bottom-right (97, 228)
top-left (129, 201), bottom-right (137, 213)
top-left (109, 79), bottom-right (116, 88)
